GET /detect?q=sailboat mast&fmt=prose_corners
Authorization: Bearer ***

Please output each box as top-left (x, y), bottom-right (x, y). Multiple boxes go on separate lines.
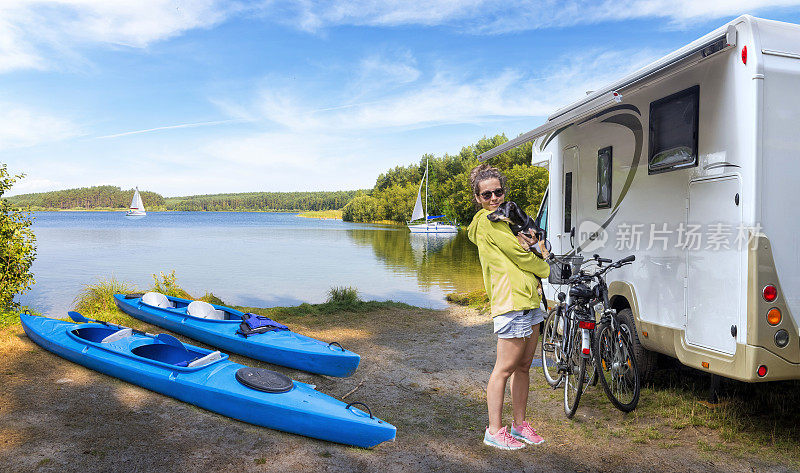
top-left (424, 159), bottom-right (428, 221)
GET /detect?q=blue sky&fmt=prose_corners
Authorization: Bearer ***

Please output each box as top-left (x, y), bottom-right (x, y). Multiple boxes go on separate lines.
top-left (2, 1), bottom-right (800, 196)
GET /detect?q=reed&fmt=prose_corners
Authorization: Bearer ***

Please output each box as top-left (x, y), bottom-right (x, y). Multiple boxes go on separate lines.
top-left (73, 277), bottom-right (138, 315)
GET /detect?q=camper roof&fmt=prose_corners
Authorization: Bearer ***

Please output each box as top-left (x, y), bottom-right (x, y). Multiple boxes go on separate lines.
top-left (478, 16), bottom-right (747, 162)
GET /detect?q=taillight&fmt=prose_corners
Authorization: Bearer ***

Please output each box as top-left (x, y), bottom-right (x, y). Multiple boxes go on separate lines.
top-left (767, 308), bottom-right (782, 326)
top-left (757, 365), bottom-right (767, 377)
top-left (578, 321), bottom-right (596, 330)
top-left (742, 45), bottom-right (748, 65)
top-left (763, 285), bottom-right (777, 302)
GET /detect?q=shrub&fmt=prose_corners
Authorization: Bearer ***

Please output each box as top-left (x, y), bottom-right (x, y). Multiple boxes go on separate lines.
top-left (0, 164), bottom-right (37, 312)
top-left (73, 277), bottom-right (137, 315)
top-left (151, 270), bottom-right (192, 299)
top-left (327, 286), bottom-right (360, 304)
top-left (199, 292), bottom-right (225, 306)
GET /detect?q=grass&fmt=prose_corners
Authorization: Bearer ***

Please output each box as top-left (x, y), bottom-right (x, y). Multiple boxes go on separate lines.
top-left (445, 289), bottom-right (489, 312)
top-left (72, 277), bottom-right (138, 315)
top-left (296, 209), bottom-right (343, 219)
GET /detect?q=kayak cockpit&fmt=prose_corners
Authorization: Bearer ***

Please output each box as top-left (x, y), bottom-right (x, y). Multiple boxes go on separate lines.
top-left (131, 343), bottom-right (221, 368)
top-left (72, 326), bottom-right (122, 343)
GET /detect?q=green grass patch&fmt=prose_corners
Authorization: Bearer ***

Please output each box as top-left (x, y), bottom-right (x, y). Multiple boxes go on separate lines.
top-left (296, 209), bottom-right (342, 219)
top-left (72, 277), bottom-right (138, 315)
top-left (445, 289), bottom-right (489, 311)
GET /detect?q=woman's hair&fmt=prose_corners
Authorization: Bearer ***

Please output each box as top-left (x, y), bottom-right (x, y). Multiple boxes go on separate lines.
top-left (469, 163), bottom-right (506, 196)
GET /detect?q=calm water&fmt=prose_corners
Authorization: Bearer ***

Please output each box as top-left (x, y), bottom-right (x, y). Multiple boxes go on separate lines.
top-left (19, 212), bottom-right (484, 316)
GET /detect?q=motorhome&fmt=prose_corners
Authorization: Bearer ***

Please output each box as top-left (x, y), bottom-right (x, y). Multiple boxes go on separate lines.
top-left (479, 15), bottom-right (800, 382)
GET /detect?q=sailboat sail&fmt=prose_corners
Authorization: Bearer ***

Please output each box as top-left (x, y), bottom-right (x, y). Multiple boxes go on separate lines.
top-left (126, 187), bottom-right (146, 217)
top-left (131, 189), bottom-right (145, 211)
top-left (410, 169), bottom-right (426, 222)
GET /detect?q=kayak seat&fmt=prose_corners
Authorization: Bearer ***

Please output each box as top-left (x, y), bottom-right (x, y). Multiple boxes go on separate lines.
top-left (142, 292), bottom-right (175, 309)
top-left (101, 328), bottom-right (133, 343)
top-left (187, 300), bottom-right (226, 320)
top-left (187, 350), bottom-right (223, 368)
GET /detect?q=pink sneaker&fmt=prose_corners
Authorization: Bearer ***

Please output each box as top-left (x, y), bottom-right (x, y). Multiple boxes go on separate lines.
top-left (510, 421), bottom-right (545, 445)
top-left (483, 426), bottom-right (525, 450)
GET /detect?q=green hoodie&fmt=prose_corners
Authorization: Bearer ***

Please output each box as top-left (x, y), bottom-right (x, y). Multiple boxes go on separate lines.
top-left (467, 208), bottom-right (551, 317)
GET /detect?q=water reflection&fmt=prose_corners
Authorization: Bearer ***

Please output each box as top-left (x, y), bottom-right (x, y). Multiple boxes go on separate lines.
top-left (346, 228), bottom-right (483, 294)
top-left (21, 212), bottom-right (486, 315)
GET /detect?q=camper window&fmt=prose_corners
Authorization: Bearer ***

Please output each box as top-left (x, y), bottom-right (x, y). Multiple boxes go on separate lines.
top-left (597, 147), bottom-right (612, 209)
top-left (535, 190), bottom-right (548, 234)
top-left (648, 85), bottom-right (699, 174)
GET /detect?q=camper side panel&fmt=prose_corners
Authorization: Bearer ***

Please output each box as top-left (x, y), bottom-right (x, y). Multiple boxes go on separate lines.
top-left (759, 19), bottom-right (800, 323)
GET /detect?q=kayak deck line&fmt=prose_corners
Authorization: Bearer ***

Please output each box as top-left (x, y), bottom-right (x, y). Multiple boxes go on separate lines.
top-left (113, 293), bottom-right (361, 377)
top-left (19, 312), bottom-right (395, 448)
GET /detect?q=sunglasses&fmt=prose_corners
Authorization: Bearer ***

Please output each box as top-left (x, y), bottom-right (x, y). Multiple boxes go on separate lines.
top-left (478, 188), bottom-right (505, 200)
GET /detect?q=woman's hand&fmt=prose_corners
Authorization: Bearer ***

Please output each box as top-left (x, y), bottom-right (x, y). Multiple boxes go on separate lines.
top-left (516, 232), bottom-right (536, 250)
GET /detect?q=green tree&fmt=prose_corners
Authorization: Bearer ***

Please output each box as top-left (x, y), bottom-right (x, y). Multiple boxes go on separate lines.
top-left (0, 164), bottom-right (37, 312)
top-left (342, 194), bottom-right (386, 222)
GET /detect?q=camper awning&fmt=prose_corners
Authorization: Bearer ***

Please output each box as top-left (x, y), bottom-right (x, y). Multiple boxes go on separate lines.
top-left (478, 24), bottom-right (738, 162)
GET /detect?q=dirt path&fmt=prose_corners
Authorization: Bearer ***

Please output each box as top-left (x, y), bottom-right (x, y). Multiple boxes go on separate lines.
top-left (0, 307), bottom-right (794, 472)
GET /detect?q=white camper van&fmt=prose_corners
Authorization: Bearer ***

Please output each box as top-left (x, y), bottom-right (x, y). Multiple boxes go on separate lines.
top-left (479, 15), bottom-right (800, 383)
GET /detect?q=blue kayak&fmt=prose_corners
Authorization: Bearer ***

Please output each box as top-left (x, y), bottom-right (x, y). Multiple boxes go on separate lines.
top-left (20, 312), bottom-right (395, 448)
top-left (113, 293), bottom-right (359, 377)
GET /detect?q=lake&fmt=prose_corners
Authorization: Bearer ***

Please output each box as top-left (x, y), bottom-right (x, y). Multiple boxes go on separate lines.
top-left (18, 212), bottom-right (484, 316)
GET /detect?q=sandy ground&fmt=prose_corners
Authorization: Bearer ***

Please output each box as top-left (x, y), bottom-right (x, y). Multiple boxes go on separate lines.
top-left (0, 306), bottom-right (795, 473)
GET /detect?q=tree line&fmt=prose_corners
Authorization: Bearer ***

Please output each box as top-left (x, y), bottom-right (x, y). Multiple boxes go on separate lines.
top-left (165, 191), bottom-right (360, 212)
top-left (342, 134), bottom-right (548, 225)
top-left (5, 187), bottom-right (361, 212)
top-left (3, 134), bottom-right (549, 224)
top-left (6, 186), bottom-right (165, 210)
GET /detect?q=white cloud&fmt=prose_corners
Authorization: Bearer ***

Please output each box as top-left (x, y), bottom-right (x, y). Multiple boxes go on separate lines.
top-left (8, 177), bottom-right (61, 194)
top-left (269, 0), bottom-right (800, 33)
top-left (0, 103), bottom-right (82, 150)
top-left (232, 48), bottom-right (659, 134)
top-left (0, 0), bottom-right (238, 73)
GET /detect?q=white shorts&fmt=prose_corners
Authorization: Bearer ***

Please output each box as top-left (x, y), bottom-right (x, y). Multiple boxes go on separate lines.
top-left (493, 308), bottom-right (546, 339)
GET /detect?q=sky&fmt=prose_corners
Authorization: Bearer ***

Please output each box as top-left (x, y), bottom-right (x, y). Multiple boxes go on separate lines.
top-left (2, 1), bottom-right (800, 197)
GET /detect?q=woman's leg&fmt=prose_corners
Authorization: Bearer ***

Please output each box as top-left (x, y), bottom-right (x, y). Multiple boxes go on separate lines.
top-left (509, 325), bottom-right (540, 426)
top-left (487, 336), bottom-right (527, 434)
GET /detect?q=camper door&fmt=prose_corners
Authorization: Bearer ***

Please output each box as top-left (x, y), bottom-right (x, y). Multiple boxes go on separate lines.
top-left (561, 146), bottom-right (579, 252)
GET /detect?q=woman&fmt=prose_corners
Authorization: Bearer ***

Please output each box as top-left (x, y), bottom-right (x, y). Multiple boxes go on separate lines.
top-left (467, 163), bottom-right (550, 450)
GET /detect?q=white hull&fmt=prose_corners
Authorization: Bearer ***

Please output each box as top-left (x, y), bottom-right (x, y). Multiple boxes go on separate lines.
top-left (125, 210), bottom-right (146, 218)
top-left (407, 222), bottom-right (458, 234)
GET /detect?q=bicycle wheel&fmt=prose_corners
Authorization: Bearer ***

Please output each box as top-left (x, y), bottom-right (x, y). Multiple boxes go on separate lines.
top-left (563, 322), bottom-right (586, 418)
top-left (594, 319), bottom-right (640, 412)
top-left (541, 307), bottom-right (564, 388)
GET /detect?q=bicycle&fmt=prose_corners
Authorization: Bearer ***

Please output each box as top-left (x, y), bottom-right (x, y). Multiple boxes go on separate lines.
top-left (542, 254), bottom-right (640, 416)
top-left (541, 269), bottom-right (599, 418)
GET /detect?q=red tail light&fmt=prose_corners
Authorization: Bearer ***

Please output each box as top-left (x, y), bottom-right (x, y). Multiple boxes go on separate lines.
top-left (757, 365), bottom-right (767, 377)
top-left (582, 348), bottom-right (591, 355)
top-left (742, 46), bottom-right (748, 65)
top-left (763, 285), bottom-right (777, 302)
top-left (578, 321), bottom-right (595, 330)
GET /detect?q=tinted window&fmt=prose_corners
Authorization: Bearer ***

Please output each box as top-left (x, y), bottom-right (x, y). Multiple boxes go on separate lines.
top-left (535, 190), bottom-right (548, 234)
top-left (648, 85), bottom-right (699, 174)
top-left (564, 172), bottom-right (572, 232)
top-left (597, 146), bottom-right (612, 209)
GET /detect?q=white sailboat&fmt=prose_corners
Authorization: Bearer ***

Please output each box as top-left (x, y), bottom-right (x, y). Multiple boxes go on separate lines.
top-left (125, 187), bottom-right (146, 217)
top-left (407, 160), bottom-right (458, 234)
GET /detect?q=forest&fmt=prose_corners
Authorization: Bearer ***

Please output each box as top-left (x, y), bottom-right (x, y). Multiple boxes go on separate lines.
top-left (5, 187), bottom-right (360, 212)
top-left (6, 186), bottom-right (165, 210)
top-left (342, 134), bottom-right (548, 225)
